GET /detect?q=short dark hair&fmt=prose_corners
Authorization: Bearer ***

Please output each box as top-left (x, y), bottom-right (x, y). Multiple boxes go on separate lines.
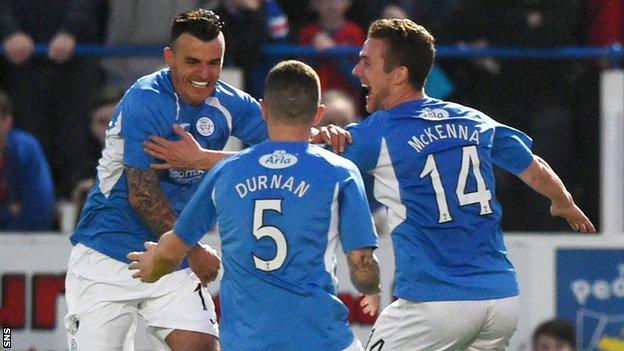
top-left (0, 91), bottom-right (14, 119)
top-left (263, 60), bottom-right (320, 125)
top-left (368, 18), bottom-right (435, 90)
top-left (533, 318), bottom-right (576, 349)
top-left (171, 9), bottom-right (223, 44)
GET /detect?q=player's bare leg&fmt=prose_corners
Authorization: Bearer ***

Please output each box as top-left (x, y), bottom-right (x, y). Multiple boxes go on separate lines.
top-left (166, 330), bottom-right (219, 351)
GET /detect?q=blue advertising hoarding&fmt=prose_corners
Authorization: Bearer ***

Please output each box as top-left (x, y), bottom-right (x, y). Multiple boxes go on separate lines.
top-left (557, 249), bottom-right (624, 351)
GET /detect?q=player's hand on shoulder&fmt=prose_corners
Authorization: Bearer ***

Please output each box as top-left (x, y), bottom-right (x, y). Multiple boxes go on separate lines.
top-left (310, 124), bottom-right (353, 153)
top-left (188, 243), bottom-right (221, 287)
top-left (144, 123), bottom-right (208, 170)
top-left (550, 201), bottom-right (597, 233)
top-left (127, 241), bottom-right (160, 283)
top-left (360, 293), bottom-right (380, 317)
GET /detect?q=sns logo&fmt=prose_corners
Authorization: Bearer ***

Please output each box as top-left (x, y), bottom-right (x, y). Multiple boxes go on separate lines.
top-left (3, 327), bottom-right (10, 348)
top-left (571, 264), bottom-right (624, 305)
top-left (259, 150), bottom-right (298, 169)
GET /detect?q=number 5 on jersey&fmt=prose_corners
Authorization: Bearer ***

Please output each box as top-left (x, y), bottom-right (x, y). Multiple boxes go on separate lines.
top-left (419, 145), bottom-right (492, 223)
top-left (253, 199), bottom-right (288, 271)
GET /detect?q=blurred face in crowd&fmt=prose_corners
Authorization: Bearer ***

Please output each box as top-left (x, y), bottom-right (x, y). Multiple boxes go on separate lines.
top-left (353, 37), bottom-right (394, 113)
top-left (90, 103), bottom-right (116, 145)
top-left (534, 335), bottom-right (575, 351)
top-left (381, 4), bottom-right (407, 19)
top-left (320, 90), bottom-right (357, 127)
top-left (164, 32), bottom-right (224, 106)
top-left (312, 0), bottom-right (352, 22)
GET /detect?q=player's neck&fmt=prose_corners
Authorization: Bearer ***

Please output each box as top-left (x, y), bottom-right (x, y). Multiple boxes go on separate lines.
top-left (385, 87), bottom-right (424, 110)
top-left (268, 124), bottom-right (310, 142)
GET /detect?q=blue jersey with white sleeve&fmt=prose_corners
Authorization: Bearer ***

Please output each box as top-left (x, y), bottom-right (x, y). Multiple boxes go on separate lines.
top-left (344, 97), bottom-right (534, 301)
top-left (70, 69), bottom-right (268, 264)
top-left (175, 141), bottom-right (378, 351)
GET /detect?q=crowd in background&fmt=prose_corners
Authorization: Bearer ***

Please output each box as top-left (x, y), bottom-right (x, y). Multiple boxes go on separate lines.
top-left (0, 0), bottom-right (622, 232)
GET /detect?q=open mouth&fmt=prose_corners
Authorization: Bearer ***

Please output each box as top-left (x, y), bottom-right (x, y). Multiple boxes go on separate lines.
top-left (191, 80), bottom-right (209, 88)
top-left (362, 83), bottom-right (371, 99)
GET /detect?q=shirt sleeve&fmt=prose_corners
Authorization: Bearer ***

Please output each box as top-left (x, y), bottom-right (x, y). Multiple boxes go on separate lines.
top-left (230, 93), bottom-right (268, 145)
top-left (343, 114), bottom-right (383, 174)
top-left (174, 164), bottom-right (223, 246)
top-left (120, 90), bottom-right (171, 170)
top-left (491, 122), bottom-right (534, 175)
top-left (338, 162), bottom-right (379, 252)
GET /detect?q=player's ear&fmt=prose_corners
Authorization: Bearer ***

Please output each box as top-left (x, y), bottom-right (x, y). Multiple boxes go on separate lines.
top-left (393, 66), bottom-right (409, 85)
top-left (163, 47), bottom-right (174, 67)
top-left (312, 104), bottom-right (326, 126)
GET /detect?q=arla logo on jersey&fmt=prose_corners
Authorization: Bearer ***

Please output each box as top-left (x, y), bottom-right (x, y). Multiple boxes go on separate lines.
top-left (259, 150), bottom-right (298, 169)
top-left (196, 117), bottom-right (215, 136)
top-left (419, 108), bottom-right (449, 120)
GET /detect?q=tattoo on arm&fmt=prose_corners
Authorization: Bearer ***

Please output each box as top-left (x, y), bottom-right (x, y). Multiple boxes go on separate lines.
top-left (126, 167), bottom-right (177, 236)
top-left (347, 248), bottom-right (381, 295)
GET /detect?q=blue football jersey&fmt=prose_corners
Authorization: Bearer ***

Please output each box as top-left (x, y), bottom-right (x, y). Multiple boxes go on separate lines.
top-left (71, 69), bottom-right (268, 264)
top-left (175, 141), bottom-right (378, 351)
top-left (344, 97), bottom-right (534, 301)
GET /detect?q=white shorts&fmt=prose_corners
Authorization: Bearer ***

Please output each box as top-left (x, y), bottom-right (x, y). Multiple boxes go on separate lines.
top-left (365, 296), bottom-right (519, 351)
top-left (345, 338), bottom-right (364, 351)
top-left (64, 244), bottom-right (218, 351)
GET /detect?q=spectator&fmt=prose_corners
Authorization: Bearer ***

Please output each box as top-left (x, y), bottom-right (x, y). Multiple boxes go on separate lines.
top-left (0, 0), bottom-right (105, 199)
top-left (0, 91), bottom-right (54, 231)
top-left (299, 0), bottom-right (365, 97)
top-left (70, 86), bottom-right (124, 216)
top-left (533, 318), bottom-right (576, 351)
top-left (320, 88), bottom-right (359, 127)
top-left (279, 0), bottom-right (377, 42)
top-left (380, 3), bottom-right (408, 19)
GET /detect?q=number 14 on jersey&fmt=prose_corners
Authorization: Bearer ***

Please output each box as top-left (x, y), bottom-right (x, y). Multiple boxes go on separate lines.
top-left (419, 145), bottom-right (493, 223)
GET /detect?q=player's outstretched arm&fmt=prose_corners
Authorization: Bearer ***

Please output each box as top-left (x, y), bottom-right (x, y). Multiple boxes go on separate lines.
top-left (144, 123), bottom-right (354, 170)
top-left (144, 124), bottom-right (234, 170)
top-left (128, 231), bottom-right (189, 283)
top-left (517, 155), bottom-right (596, 233)
top-left (347, 248), bottom-right (381, 316)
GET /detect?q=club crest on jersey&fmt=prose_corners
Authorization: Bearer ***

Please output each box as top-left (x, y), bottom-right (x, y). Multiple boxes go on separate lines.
top-left (419, 108), bottom-right (449, 120)
top-left (259, 150), bottom-right (298, 169)
top-left (196, 117), bottom-right (214, 136)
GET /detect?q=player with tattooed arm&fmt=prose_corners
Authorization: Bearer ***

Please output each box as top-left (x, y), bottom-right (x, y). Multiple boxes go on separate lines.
top-left (128, 60), bottom-right (381, 351)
